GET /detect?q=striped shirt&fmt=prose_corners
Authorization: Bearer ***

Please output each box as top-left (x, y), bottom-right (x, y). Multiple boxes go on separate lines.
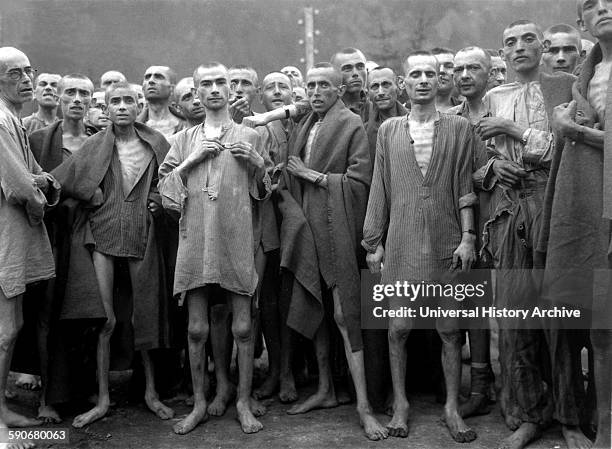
top-left (408, 116), bottom-right (435, 176)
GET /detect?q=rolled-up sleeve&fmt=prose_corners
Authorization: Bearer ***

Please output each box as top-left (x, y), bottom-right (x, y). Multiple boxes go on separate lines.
top-left (158, 138), bottom-right (188, 214)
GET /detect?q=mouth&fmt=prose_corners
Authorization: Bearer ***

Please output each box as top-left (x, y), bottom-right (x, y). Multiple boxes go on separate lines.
top-left (311, 99), bottom-right (324, 106)
top-left (375, 96), bottom-right (390, 102)
top-left (70, 106), bottom-right (83, 111)
top-left (460, 83), bottom-right (474, 89)
top-left (415, 88), bottom-right (431, 94)
top-left (20, 88), bottom-right (33, 94)
top-left (349, 80), bottom-right (362, 86)
top-left (597, 17), bottom-right (612, 25)
top-left (514, 56), bottom-right (528, 63)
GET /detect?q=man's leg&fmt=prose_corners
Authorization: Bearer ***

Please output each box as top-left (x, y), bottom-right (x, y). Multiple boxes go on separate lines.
top-left (207, 301), bottom-right (235, 417)
top-left (228, 293), bottom-right (263, 434)
top-left (386, 305), bottom-right (411, 437)
top-left (277, 270), bottom-right (296, 403)
top-left (437, 323), bottom-right (477, 443)
top-left (173, 287), bottom-right (210, 435)
top-left (72, 251), bottom-right (116, 428)
top-left (330, 288), bottom-right (387, 441)
top-left (36, 281), bottom-right (60, 423)
top-left (590, 329), bottom-right (611, 449)
top-left (0, 291), bottom-right (40, 428)
top-left (459, 329), bottom-right (493, 418)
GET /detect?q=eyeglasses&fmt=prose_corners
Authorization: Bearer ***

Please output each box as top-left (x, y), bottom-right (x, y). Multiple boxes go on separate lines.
top-left (4, 67), bottom-right (37, 81)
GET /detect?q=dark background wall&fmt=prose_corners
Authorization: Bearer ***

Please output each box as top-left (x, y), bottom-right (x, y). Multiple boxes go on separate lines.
top-left (0, 0), bottom-right (585, 85)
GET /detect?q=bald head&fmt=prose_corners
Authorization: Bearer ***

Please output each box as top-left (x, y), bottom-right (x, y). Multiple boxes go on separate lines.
top-left (330, 48), bottom-right (367, 93)
top-left (100, 70), bottom-right (127, 89)
top-left (281, 66), bottom-right (304, 87)
top-left (0, 47), bottom-right (34, 107)
top-left (0, 47), bottom-right (29, 73)
top-left (143, 65), bottom-right (176, 102)
top-left (307, 63), bottom-right (342, 87)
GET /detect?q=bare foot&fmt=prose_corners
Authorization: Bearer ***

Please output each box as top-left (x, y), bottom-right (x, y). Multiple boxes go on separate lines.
top-left (249, 397), bottom-right (266, 417)
top-left (458, 393), bottom-right (491, 418)
top-left (0, 409), bottom-right (42, 428)
top-left (386, 400), bottom-right (409, 438)
top-left (173, 406), bottom-right (208, 435)
top-left (497, 422), bottom-right (540, 449)
top-left (443, 408), bottom-right (477, 443)
top-left (287, 390), bottom-right (338, 415)
top-left (37, 404), bottom-right (61, 423)
top-left (562, 425), bottom-right (593, 449)
top-left (278, 377), bottom-right (298, 403)
top-left (358, 406), bottom-right (388, 441)
top-left (253, 375), bottom-right (278, 400)
top-left (72, 403), bottom-right (109, 428)
top-left (207, 383), bottom-right (236, 417)
top-left (144, 393), bottom-right (175, 420)
top-left (236, 400), bottom-right (263, 434)
top-left (15, 374), bottom-right (40, 391)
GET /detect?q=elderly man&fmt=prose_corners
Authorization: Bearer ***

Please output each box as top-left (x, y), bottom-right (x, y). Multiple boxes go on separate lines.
top-left (476, 20), bottom-right (575, 449)
top-left (25, 74), bottom-right (98, 423)
top-left (488, 50), bottom-right (508, 90)
top-left (542, 24), bottom-right (582, 74)
top-left (22, 73), bottom-right (61, 134)
top-left (100, 70), bottom-right (126, 90)
top-left (281, 65), bottom-right (304, 87)
top-left (278, 62), bottom-right (387, 441)
top-left (363, 51), bottom-right (477, 443)
top-left (159, 62), bottom-right (270, 435)
top-left (173, 77), bottom-right (205, 129)
top-left (52, 82), bottom-right (173, 428)
top-left (138, 65), bottom-right (182, 139)
top-left (0, 46), bottom-right (59, 431)
top-left (330, 48), bottom-right (369, 118)
top-left (229, 65), bottom-right (259, 124)
top-left (536, 2), bottom-right (612, 448)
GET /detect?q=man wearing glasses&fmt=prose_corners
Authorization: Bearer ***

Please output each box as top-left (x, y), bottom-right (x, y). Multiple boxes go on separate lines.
top-left (0, 46), bottom-right (60, 431)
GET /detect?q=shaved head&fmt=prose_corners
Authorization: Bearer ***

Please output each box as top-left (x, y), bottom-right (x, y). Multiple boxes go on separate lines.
top-left (307, 63), bottom-right (342, 86)
top-left (0, 47), bottom-right (29, 73)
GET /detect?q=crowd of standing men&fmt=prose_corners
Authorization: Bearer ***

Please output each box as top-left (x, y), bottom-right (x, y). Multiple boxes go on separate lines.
top-left (1, 2), bottom-right (612, 449)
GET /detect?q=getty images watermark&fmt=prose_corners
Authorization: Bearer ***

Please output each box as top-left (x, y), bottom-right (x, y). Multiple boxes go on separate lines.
top-left (360, 269), bottom-right (612, 330)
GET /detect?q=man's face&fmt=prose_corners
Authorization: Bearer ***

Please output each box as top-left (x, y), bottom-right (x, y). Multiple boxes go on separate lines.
top-left (229, 69), bottom-right (258, 107)
top-left (34, 74), bottom-right (61, 108)
top-left (543, 33), bottom-right (581, 73)
top-left (195, 66), bottom-right (230, 111)
top-left (502, 23), bottom-right (543, 74)
top-left (453, 49), bottom-right (490, 99)
top-left (106, 88), bottom-right (139, 127)
top-left (143, 66), bottom-right (174, 101)
top-left (489, 56), bottom-right (507, 89)
top-left (175, 81), bottom-right (205, 122)
top-left (579, 0), bottom-right (612, 39)
top-left (293, 86), bottom-right (306, 102)
top-left (404, 55), bottom-right (438, 105)
top-left (100, 71), bottom-right (125, 89)
top-left (281, 66), bottom-right (303, 87)
top-left (367, 68), bottom-right (398, 111)
top-left (261, 73), bottom-right (293, 111)
top-left (89, 91), bottom-right (109, 128)
top-left (306, 68), bottom-right (342, 114)
top-left (434, 53), bottom-right (455, 95)
top-left (60, 78), bottom-right (92, 121)
top-left (334, 51), bottom-right (367, 94)
top-left (0, 52), bottom-right (34, 106)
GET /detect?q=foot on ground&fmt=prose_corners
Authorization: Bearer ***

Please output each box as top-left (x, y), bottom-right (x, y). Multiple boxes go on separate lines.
top-left (253, 375), bottom-right (278, 400)
top-left (15, 374), bottom-right (40, 391)
top-left (0, 409), bottom-right (42, 428)
top-left (459, 393), bottom-right (491, 418)
top-left (72, 404), bottom-right (109, 428)
top-left (278, 376), bottom-right (298, 403)
top-left (443, 408), bottom-right (477, 443)
top-left (172, 406), bottom-right (208, 435)
top-left (144, 393), bottom-right (175, 420)
top-left (386, 400), bottom-right (409, 438)
top-left (562, 425), bottom-right (593, 449)
top-left (287, 390), bottom-right (338, 415)
top-left (497, 422), bottom-right (540, 449)
top-left (236, 400), bottom-right (263, 434)
top-left (207, 383), bottom-right (236, 417)
top-left (358, 406), bottom-right (388, 441)
top-left (37, 404), bottom-right (61, 423)
top-left (249, 396), bottom-right (266, 417)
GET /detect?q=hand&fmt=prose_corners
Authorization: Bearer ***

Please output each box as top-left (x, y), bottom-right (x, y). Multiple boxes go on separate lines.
top-left (190, 138), bottom-right (224, 164)
top-left (147, 200), bottom-right (161, 215)
top-left (242, 115), bottom-right (267, 128)
top-left (229, 97), bottom-right (251, 123)
top-left (552, 100), bottom-right (578, 137)
top-left (89, 187), bottom-right (103, 207)
top-left (476, 117), bottom-right (517, 140)
top-left (452, 238), bottom-right (476, 272)
top-left (286, 156), bottom-right (309, 179)
top-left (229, 141), bottom-right (264, 169)
top-left (32, 174), bottom-right (49, 194)
top-left (491, 159), bottom-right (527, 187)
top-left (366, 245), bottom-right (385, 274)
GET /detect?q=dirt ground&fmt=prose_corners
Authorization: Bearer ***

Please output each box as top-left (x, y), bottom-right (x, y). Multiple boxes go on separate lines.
top-left (7, 365), bottom-right (571, 449)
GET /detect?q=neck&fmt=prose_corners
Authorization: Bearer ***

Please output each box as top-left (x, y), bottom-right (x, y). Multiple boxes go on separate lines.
top-left (599, 38), bottom-right (612, 62)
top-left (62, 117), bottom-right (86, 136)
top-left (435, 91), bottom-right (453, 107)
top-left (0, 96), bottom-right (21, 116)
top-left (466, 92), bottom-right (487, 117)
top-left (515, 67), bottom-right (540, 83)
top-left (378, 105), bottom-right (395, 120)
top-left (342, 90), bottom-right (362, 105)
top-left (113, 124), bottom-right (137, 142)
top-left (204, 107), bottom-right (231, 127)
top-left (409, 102), bottom-right (437, 122)
top-left (37, 105), bottom-right (57, 123)
top-left (147, 99), bottom-right (171, 120)
top-left (187, 117), bottom-right (203, 127)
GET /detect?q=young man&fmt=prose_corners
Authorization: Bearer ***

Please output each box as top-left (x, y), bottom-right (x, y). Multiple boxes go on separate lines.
top-left (537, 2), bottom-right (612, 448)
top-left (431, 47), bottom-right (459, 112)
top-left (229, 65), bottom-right (259, 124)
top-left (158, 62), bottom-right (270, 435)
top-left (363, 51), bottom-right (477, 443)
top-left (52, 82), bottom-right (173, 428)
top-left (542, 24), bottom-right (582, 74)
top-left (0, 46), bottom-right (59, 431)
top-left (330, 48), bottom-right (369, 119)
top-left (22, 73), bottom-right (61, 134)
top-left (279, 62), bottom-right (387, 441)
top-left (173, 77), bottom-right (205, 129)
top-left (139, 65), bottom-right (182, 139)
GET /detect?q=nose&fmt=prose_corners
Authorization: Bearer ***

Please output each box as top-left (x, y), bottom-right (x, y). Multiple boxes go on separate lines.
top-left (273, 84), bottom-right (281, 95)
top-left (597, 0), bottom-right (608, 11)
top-left (74, 92), bottom-right (83, 103)
top-left (557, 50), bottom-right (566, 63)
top-left (420, 73), bottom-right (428, 83)
top-left (193, 96), bottom-right (201, 105)
top-left (461, 67), bottom-right (470, 78)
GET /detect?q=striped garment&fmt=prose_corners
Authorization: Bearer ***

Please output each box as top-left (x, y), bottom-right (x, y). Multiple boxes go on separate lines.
top-left (408, 116), bottom-right (435, 176)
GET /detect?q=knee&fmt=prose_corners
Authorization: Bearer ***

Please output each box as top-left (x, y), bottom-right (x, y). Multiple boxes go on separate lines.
top-left (188, 321), bottom-right (209, 344)
top-left (231, 318), bottom-right (252, 344)
top-left (0, 321), bottom-right (20, 350)
top-left (388, 324), bottom-right (410, 345)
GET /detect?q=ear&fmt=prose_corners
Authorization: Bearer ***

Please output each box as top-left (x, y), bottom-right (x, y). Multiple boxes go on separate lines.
top-left (542, 39), bottom-right (551, 53)
top-left (396, 75), bottom-right (405, 90)
top-left (337, 84), bottom-right (346, 97)
top-left (498, 48), bottom-right (506, 61)
top-left (577, 18), bottom-right (587, 33)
